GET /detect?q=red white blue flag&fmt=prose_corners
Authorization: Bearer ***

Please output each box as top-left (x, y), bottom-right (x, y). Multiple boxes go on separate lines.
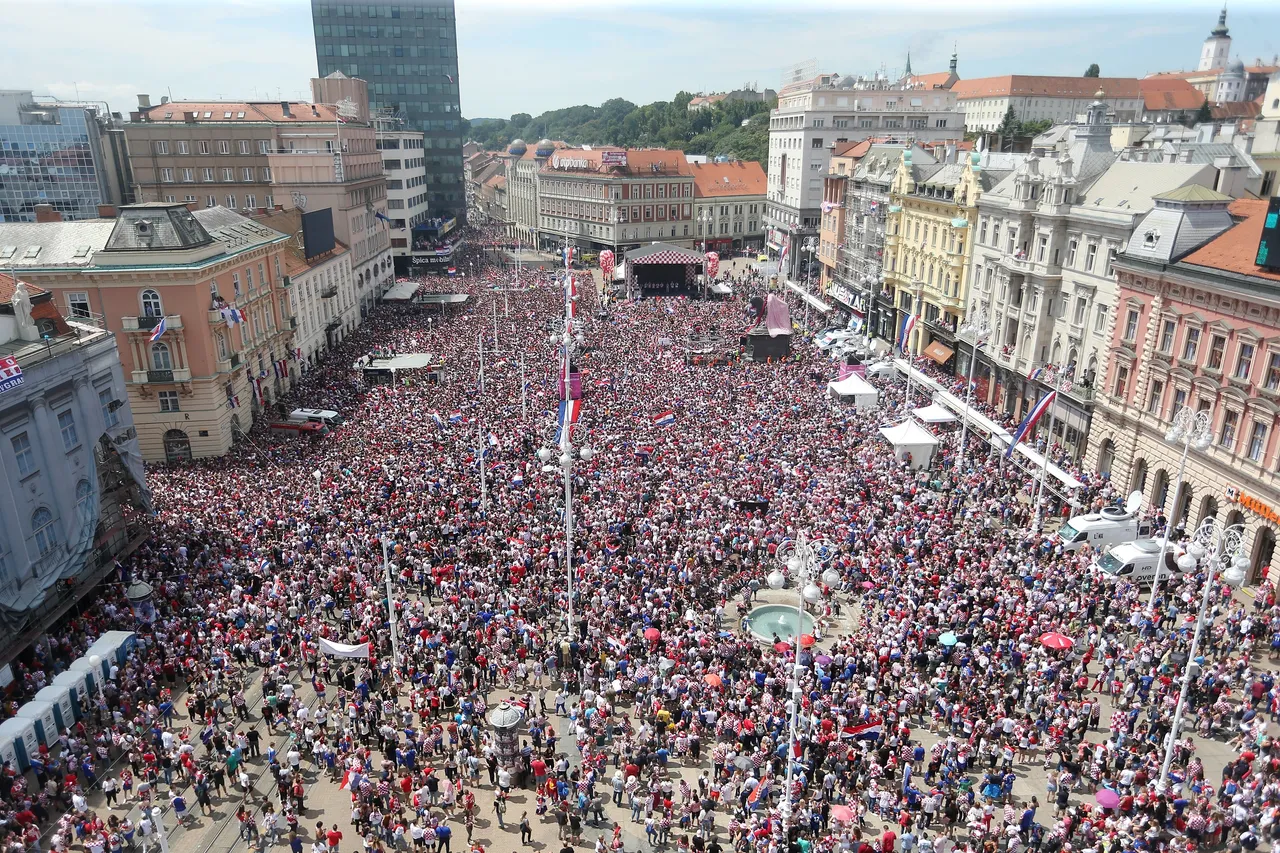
top-left (1006, 391), bottom-right (1057, 458)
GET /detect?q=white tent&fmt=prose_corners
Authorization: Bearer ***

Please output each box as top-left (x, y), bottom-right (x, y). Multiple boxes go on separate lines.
top-left (913, 403), bottom-right (957, 424)
top-left (827, 374), bottom-right (879, 410)
top-left (878, 419), bottom-right (941, 469)
top-left (613, 262), bottom-right (626, 282)
top-left (865, 360), bottom-right (895, 378)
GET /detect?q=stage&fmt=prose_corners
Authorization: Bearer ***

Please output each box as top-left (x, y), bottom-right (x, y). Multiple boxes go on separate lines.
top-left (624, 243), bottom-right (707, 299)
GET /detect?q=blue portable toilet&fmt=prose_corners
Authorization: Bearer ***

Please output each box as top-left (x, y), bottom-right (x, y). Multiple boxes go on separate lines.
top-left (0, 717), bottom-right (38, 771)
top-left (16, 700), bottom-right (61, 746)
top-left (35, 685), bottom-right (76, 731)
top-left (87, 631), bottom-right (137, 671)
top-left (52, 670), bottom-right (89, 719)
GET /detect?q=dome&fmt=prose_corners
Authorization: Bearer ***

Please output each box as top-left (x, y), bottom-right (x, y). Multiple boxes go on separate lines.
top-left (1227, 58), bottom-right (1245, 74)
top-left (507, 138), bottom-right (527, 155)
top-left (535, 138), bottom-right (555, 156)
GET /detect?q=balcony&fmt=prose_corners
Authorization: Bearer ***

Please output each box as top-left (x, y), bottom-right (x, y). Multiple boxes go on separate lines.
top-left (290, 317), bottom-right (298, 330)
top-left (131, 367), bottom-right (192, 384)
top-left (280, 275), bottom-right (293, 289)
top-left (230, 352), bottom-right (242, 369)
top-left (122, 314), bottom-right (182, 333)
top-left (321, 286), bottom-right (338, 299)
top-left (1062, 383), bottom-right (1097, 405)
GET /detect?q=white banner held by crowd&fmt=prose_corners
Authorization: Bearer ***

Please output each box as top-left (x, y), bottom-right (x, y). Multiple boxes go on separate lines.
top-left (318, 638), bottom-right (370, 659)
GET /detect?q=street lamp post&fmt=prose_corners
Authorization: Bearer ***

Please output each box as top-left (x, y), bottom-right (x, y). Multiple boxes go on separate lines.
top-left (956, 308), bottom-right (992, 470)
top-left (766, 532), bottom-right (837, 836)
top-left (380, 537), bottom-right (401, 683)
top-left (538, 274), bottom-right (594, 644)
top-left (800, 236), bottom-right (818, 332)
top-left (1027, 363), bottom-right (1073, 533)
top-left (1157, 517), bottom-right (1247, 791)
top-left (1148, 406), bottom-right (1214, 616)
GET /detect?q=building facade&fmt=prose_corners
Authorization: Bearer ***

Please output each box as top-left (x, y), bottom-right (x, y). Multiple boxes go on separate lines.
top-left (953, 77), bottom-right (1142, 132)
top-left (1087, 197), bottom-right (1280, 582)
top-left (499, 139), bottom-right (567, 248)
top-left (0, 91), bottom-right (131, 222)
top-left (0, 203), bottom-right (298, 462)
top-left (268, 75), bottom-right (392, 315)
top-left (885, 147), bottom-right (1021, 364)
top-left (256, 208), bottom-right (354, 367)
top-left (0, 273), bottom-right (150, 655)
top-left (765, 65), bottom-right (964, 281)
top-left (311, 0), bottom-right (464, 219)
top-left (690, 160), bottom-right (767, 254)
top-left (537, 148), bottom-right (696, 254)
top-left (375, 121), bottom-right (434, 275)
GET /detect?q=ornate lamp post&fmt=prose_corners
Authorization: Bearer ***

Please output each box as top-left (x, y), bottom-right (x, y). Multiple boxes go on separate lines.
top-left (956, 308), bottom-right (992, 470)
top-left (1148, 405), bottom-right (1214, 616)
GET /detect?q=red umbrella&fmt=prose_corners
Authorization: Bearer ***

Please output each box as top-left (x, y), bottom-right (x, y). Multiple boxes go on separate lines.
top-left (644, 627), bottom-right (661, 642)
top-left (1039, 632), bottom-right (1074, 650)
top-left (799, 634), bottom-right (817, 648)
top-left (774, 641), bottom-right (792, 653)
top-left (830, 805), bottom-right (855, 823)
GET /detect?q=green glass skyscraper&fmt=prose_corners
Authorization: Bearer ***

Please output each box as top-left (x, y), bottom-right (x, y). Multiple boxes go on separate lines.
top-left (311, 0), bottom-right (464, 219)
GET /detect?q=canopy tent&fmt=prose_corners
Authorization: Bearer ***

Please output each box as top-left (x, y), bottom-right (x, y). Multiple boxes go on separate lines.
top-left (383, 281), bottom-right (421, 302)
top-left (878, 419), bottom-right (940, 469)
top-left (827, 374), bottom-right (879, 410)
top-left (612, 261), bottom-right (626, 282)
top-left (865, 360), bottom-right (895, 378)
top-left (785, 281), bottom-right (832, 314)
top-left (708, 282), bottom-right (732, 296)
top-left (913, 402), bottom-right (957, 424)
top-left (625, 243), bottom-right (706, 298)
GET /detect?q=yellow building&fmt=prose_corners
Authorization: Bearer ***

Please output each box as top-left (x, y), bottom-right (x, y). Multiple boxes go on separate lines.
top-left (885, 148), bottom-right (1024, 365)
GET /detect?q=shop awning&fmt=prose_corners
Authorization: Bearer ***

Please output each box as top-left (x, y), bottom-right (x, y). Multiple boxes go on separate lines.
top-left (923, 341), bottom-right (954, 364)
top-left (785, 281), bottom-right (831, 313)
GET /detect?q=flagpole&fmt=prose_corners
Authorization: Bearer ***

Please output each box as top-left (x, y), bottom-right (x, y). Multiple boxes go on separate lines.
top-left (1030, 368), bottom-right (1063, 533)
top-left (478, 331), bottom-right (485, 396)
top-left (478, 422), bottom-right (488, 513)
top-left (519, 351), bottom-right (528, 420)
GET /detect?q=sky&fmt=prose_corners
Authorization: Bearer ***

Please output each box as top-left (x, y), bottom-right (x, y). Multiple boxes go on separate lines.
top-left (2, 0), bottom-right (1278, 121)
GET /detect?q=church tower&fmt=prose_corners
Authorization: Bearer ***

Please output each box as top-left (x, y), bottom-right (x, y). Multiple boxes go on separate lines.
top-left (1198, 5), bottom-right (1231, 72)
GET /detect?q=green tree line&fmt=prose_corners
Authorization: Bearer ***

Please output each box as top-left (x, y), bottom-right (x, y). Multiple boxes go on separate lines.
top-left (464, 91), bottom-right (775, 164)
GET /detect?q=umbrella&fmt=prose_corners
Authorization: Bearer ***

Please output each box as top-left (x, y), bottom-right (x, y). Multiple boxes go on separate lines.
top-left (799, 634), bottom-right (816, 648)
top-left (733, 756), bottom-right (754, 771)
top-left (704, 673), bottom-right (723, 688)
top-left (774, 641), bottom-right (792, 653)
top-left (1095, 789), bottom-right (1120, 810)
top-left (860, 581), bottom-right (874, 589)
top-left (830, 805), bottom-right (855, 823)
top-left (939, 632), bottom-right (958, 647)
top-left (1039, 632), bottom-right (1074, 650)
top-left (816, 654), bottom-right (833, 666)
top-left (644, 627), bottom-right (661, 642)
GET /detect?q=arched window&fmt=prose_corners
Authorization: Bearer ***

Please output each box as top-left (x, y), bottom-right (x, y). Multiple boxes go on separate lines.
top-left (75, 479), bottom-right (95, 540)
top-left (141, 289), bottom-right (163, 318)
top-left (151, 342), bottom-right (173, 370)
top-left (32, 508), bottom-right (56, 557)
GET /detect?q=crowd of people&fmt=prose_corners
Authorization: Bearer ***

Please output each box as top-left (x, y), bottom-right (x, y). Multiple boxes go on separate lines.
top-left (2, 223), bottom-right (1279, 853)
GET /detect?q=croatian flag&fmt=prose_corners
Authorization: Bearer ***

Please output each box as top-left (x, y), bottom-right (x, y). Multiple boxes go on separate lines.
top-left (1005, 390), bottom-right (1057, 458)
top-left (488, 432), bottom-right (499, 446)
top-left (554, 398), bottom-right (582, 444)
top-left (604, 538), bottom-right (622, 556)
top-left (746, 778), bottom-right (770, 809)
top-left (1028, 364), bottom-right (1049, 381)
top-left (562, 246), bottom-right (575, 266)
top-left (606, 637), bottom-right (626, 656)
top-left (449, 411), bottom-right (463, 424)
top-left (511, 473), bottom-right (524, 487)
top-left (634, 445), bottom-right (653, 460)
top-left (898, 313), bottom-right (917, 353)
top-left (843, 721), bottom-right (883, 740)
top-left (653, 411), bottom-right (675, 428)
top-left (778, 242), bottom-right (789, 275)
top-left (149, 315), bottom-right (167, 342)
top-left (448, 267), bottom-right (457, 276)
top-left (431, 413), bottom-right (444, 429)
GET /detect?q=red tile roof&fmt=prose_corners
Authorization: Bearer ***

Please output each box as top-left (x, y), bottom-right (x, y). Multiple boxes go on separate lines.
top-left (0, 271), bottom-right (47, 302)
top-left (139, 102), bottom-right (343, 123)
top-left (907, 72), bottom-right (954, 89)
top-left (1210, 98), bottom-right (1263, 120)
top-left (0, 272), bottom-right (70, 335)
top-left (690, 161), bottom-right (767, 197)
top-left (951, 75), bottom-right (1141, 99)
top-left (539, 148), bottom-right (693, 176)
top-left (1246, 65), bottom-right (1280, 75)
top-left (1138, 77), bottom-right (1206, 111)
top-left (1180, 199), bottom-right (1280, 283)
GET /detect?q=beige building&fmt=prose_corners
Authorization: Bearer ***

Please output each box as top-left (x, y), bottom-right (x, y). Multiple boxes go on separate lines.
top-left (691, 160), bottom-right (767, 254)
top-left (0, 203), bottom-right (297, 462)
top-left (952, 76), bottom-right (1142, 132)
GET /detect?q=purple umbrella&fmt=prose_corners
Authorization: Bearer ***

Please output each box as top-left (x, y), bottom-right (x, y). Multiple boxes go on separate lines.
top-left (816, 654), bottom-right (833, 665)
top-left (1095, 789), bottom-right (1120, 810)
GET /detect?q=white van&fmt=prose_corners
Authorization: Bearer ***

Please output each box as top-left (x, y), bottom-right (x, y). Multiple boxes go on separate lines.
top-left (1092, 538), bottom-right (1188, 584)
top-left (289, 408), bottom-right (344, 428)
top-left (1057, 492), bottom-right (1152, 553)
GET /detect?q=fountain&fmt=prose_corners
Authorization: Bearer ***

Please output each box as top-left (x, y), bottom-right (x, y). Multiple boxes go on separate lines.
top-left (747, 604), bottom-right (815, 643)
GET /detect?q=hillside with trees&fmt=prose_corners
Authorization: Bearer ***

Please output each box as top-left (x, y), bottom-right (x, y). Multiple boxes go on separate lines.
top-left (465, 91), bottom-right (774, 164)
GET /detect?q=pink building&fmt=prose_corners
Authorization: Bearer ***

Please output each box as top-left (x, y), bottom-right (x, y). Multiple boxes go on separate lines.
top-left (1089, 191), bottom-right (1280, 582)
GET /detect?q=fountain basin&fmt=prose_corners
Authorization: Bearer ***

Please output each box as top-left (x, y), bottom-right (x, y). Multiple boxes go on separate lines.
top-left (748, 604), bottom-right (815, 643)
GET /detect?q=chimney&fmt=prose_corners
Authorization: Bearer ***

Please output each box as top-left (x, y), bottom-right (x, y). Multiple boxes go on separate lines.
top-left (34, 204), bottom-right (62, 223)
top-left (137, 94), bottom-right (151, 109)
top-left (280, 101), bottom-right (292, 118)
top-left (129, 111), bottom-right (141, 123)
top-left (160, 95), bottom-right (169, 106)
top-left (97, 204), bottom-right (117, 218)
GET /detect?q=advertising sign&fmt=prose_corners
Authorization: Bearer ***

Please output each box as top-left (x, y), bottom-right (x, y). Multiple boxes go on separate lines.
top-left (0, 356), bottom-right (23, 395)
top-left (601, 151), bottom-right (628, 167)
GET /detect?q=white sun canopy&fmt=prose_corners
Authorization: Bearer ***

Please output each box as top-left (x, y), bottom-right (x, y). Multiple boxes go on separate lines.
top-left (913, 403), bottom-right (957, 424)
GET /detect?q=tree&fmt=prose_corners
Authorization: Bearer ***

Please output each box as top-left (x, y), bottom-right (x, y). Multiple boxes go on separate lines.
top-left (997, 105), bottom-right (1018, 137)
top-left (1195, 97), bottom-right (1213, 124)
top-left (1084, 64), bottom-right (1100, 78)
top-left (1016, 119), bottom-right (1054, 136)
